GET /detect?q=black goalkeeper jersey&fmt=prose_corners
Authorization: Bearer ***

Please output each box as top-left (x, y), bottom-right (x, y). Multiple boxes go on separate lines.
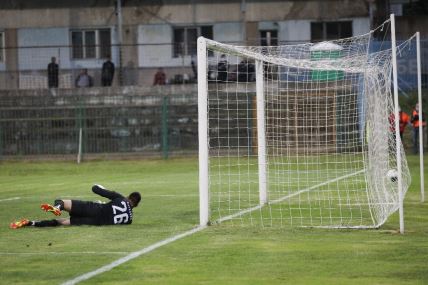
top-left (91, 185), bottom-right (133, 225)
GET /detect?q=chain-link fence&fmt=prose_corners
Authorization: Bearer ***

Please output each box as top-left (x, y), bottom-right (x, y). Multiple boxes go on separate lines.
top-left (0, 86), bottom-right (198, 159)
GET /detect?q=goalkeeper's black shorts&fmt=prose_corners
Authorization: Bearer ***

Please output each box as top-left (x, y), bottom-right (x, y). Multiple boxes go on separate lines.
top-left (69, 200), bottom-right (105, 226)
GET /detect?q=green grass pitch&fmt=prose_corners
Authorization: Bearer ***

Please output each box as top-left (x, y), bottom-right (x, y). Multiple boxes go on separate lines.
top-left (0, 155), bottom-right (427, 284)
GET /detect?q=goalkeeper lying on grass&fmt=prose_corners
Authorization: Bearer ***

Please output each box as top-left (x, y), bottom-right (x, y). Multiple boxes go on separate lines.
top-left (10, 185), bottom-right (141, 229)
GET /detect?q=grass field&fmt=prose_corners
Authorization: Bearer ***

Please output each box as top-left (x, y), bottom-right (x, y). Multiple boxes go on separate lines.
top-left (0, 155), bottom-right (427, 284)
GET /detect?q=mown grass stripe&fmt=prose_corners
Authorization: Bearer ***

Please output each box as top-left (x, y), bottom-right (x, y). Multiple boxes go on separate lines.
top-left (62, 225), bottom-right (206, 285)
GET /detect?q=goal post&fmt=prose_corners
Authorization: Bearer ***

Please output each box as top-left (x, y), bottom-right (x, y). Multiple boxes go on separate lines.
top-left (198, 24), bottom-right (411, 229)
top-left (390, 13), bottom-right (404, 234)
top-left (255, 59), bottom-right (268, 206)
top-left (198, 37), bottom-right (209, 226)
top-left (416, 32), bottom-right (425, 203)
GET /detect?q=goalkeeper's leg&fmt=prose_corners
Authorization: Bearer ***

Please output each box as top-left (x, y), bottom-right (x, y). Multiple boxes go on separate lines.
top-left (41, 199), bottom-right (72, 216)
top-left (9, 219), bottom-right (30, 229)
top-left (32, 219), bottom-right (60, 227)
top-left (30, 218), bottom-right (70, 227)
top-left (10, 218), bottom-right (70, 229)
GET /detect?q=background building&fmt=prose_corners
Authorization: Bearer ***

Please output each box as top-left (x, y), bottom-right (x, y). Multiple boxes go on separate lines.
top-left (0, 0), bottom-right (375, 88)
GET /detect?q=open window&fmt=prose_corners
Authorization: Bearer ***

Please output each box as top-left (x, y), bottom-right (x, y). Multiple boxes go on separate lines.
top-left (311, 21), bottom-right (352, 42)
top-left (173, 26), bottom-right (213, 57)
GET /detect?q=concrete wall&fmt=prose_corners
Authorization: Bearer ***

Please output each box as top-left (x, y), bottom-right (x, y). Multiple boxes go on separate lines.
top-left (396, 16), bottom-right (428, 39)
top-left (214, 22), bottom-right (244, 44)
top-left (0, 31), bottom-right (5, 71)
top-left (278, 20), bottom-right (311, 43)
top-left (353, 18), bottom-right (371, 37)
top-left (0, 1), bottom-right (369, 30)
top-left (17, 28), bottom-right (70, 70)
top-left (255, 17), bottom-right (371, 43)
top-left (138, 24), bottom-right (173, 68)
top-left (3, 29), bottom-right (18, 89)
top-left (0, 8), bottom-right (115, 29)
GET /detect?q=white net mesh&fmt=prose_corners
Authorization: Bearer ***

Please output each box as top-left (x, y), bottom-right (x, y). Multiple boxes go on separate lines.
top-left (200, 26), bottom-right (411, 228)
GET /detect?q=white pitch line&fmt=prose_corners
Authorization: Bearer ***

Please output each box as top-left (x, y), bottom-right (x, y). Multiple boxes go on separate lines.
top-left (0, 251), bottom-right (129, 256)
top-left (270, 170), bottom-right (365, 205)
top-left (0, 197), bottom-right (20, 202)
top-left (217, 170), bottom-right (365, 223)
top-left (62, 171), bottom-right (365, 284)
top-left (62, 225), bottom-right (206, 285)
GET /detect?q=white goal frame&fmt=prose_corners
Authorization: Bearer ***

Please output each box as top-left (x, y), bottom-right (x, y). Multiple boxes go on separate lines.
top-left (198, 16), bottom-right (412, 231)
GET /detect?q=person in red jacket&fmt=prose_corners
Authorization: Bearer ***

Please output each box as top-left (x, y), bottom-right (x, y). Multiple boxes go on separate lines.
top-left (389, 106), bottom-right (411, 140)
top-left (411, 103), bottom-right (426, 154)
top-left (153, 67), bottom-right (166, 85)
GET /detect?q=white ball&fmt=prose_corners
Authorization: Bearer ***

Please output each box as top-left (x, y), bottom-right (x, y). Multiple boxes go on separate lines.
top-left (386, 169), bottom-right (398, 182)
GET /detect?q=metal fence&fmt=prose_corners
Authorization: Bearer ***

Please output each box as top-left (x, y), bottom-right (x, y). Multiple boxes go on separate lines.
top-left (0, 86), bottom-right (198, 159)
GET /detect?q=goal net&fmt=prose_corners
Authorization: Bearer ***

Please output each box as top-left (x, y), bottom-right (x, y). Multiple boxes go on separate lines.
top-left (198, 30), bottom-right (411, 229)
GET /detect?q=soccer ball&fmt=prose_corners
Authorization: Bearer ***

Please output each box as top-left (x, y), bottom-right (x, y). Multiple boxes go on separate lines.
top-left (386, 169), bottom-right (398, 182)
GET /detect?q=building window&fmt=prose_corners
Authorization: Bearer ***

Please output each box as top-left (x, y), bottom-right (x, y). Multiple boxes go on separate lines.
top-left (311, 21), bottom-right (352, 42)
top-left (71, 28), bottom-right (111, 59)
top-left (260, 30), bottom-right (278, 46)
top-left (0, 32), bottom-right (4, 63)
top-left (173, 26), bottom-right (213, 57)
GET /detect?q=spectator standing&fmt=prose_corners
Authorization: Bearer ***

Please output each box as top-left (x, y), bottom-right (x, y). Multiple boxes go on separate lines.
top-left (411, 103), bottom-right (426, 154)
top-left (191, 56), bottom-right (197, 80)
top-left (153, 67), bottom-right (166, 85)
top-left (217, 54), bottom-right (228, 82)
top-left (101, 55), bottom-right (115, 86)
top-left (47, 57), bottom-right (59, 88)
top-left (237, 59), bottom-right (255, 82)
top-left (75, 69), bottom-right (93, 88)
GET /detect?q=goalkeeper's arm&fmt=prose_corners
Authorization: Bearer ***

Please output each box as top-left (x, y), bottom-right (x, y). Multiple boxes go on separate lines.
top-left (92, 184), bottom-right (124, 200)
